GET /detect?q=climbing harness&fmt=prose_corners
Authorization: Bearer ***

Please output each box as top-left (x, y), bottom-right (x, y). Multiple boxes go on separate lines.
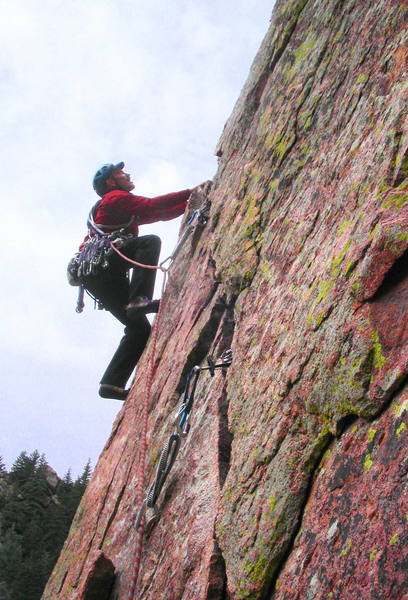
top-left (68, 202), bottom-right (136, 312)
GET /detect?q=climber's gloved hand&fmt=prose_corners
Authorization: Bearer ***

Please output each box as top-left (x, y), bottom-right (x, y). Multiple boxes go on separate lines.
top-left (188, 180), bottom-right (212, 210)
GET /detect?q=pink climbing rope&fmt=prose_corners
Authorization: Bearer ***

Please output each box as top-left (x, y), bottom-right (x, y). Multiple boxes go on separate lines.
top-left (108, 204), bottom-right (207, 598)
top-left (110, 241), bottom-right (168, 271)
top-left (122, 260), bottom-right (168, 600)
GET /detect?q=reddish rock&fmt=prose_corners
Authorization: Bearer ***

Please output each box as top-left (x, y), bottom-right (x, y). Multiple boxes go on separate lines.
top-left (274, 389), bottom-right (408, 600)
top-left (42, 0), bottom-right (408, 599)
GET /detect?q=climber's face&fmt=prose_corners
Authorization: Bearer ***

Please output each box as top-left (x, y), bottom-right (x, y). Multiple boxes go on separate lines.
top-left (108, 169), bottom-right (135, 192)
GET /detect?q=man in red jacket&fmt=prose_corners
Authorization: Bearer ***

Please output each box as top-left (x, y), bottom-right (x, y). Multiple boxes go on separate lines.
top-left (82, 161), bottom-right (195, 401)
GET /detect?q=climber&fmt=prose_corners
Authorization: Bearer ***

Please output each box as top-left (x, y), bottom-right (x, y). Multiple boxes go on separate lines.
top-left (77, 161), bottom-right (202, 401)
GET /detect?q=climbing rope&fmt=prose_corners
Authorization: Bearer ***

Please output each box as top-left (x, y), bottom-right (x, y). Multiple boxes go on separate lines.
top-left (72, 197), bottom-right (210, 598)
top-left (127, 268), bottom-right (168, 600)
top-left (122, 203), bottom-right (210, 600)
top-left (109, 242), bottom-right (167, 271)
top-left (129, 350), bottom-right (232, 600)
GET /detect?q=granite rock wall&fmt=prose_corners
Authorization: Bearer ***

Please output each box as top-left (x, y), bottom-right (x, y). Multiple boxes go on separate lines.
top-left (43, 0), bottom-right (408, 598)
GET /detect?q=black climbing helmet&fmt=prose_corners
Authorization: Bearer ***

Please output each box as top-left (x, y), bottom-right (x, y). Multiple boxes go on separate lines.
top-left (92, 162), bottom-right (125, 197)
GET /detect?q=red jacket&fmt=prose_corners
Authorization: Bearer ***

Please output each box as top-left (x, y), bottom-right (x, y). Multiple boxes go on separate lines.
top-left (81, 188), bottom-right (191, 247)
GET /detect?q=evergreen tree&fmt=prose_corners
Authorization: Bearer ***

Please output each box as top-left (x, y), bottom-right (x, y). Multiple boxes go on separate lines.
top-left (62, 468), bottom-right (73, 486)
top-left (0, 459), bottom-right (7, 513)
top-left (0, 450), bottom-right (92, 600)
top-left (73, 459), bottom-right (92, 497)
top-left (0, 527), bottom-right (22, 599)
top-left (9, 450), bottom-right (40, 487)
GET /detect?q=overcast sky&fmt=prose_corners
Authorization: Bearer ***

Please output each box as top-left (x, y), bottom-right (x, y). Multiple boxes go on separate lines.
top-left (0, 1), bottom-right (273, 478)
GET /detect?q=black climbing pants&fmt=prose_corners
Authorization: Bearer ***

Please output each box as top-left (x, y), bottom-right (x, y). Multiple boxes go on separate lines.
top-left (83, 235), bottom-right (162, 387)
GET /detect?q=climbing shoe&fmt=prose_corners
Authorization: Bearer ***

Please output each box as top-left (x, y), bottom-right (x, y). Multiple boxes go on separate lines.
top-left (126, 297), bottom-right (160, 319)
top-left (99, 384), bottom-right (129, 401)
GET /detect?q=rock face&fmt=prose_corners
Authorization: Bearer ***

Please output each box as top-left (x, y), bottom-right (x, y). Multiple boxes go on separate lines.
top-left (43, 1), bottom-right (408, 599)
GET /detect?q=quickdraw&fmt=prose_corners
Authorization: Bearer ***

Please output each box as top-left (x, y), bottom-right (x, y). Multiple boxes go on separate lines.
top-left (134, 349), bottom-right (233, 531)
top-left (162, 201), bottom-right (210, 265)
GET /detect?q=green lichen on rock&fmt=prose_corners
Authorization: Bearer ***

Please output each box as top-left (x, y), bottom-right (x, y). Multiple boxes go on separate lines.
top-left (330, 239), bottom-right (352, 277)
top-left (363, 453), bottom-right (373, 473)
top-left (371, 330), bottom-right (387, 370)
top-left (367, 428), bottom-right (377, 442)
top-left (339, 539), bottom-right (353, 558)
top-left (396, 422), bottom-right (406, 437)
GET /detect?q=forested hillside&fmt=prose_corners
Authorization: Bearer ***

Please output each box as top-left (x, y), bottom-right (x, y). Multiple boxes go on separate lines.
top-left (0, 451), bottom-right (90, 600)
